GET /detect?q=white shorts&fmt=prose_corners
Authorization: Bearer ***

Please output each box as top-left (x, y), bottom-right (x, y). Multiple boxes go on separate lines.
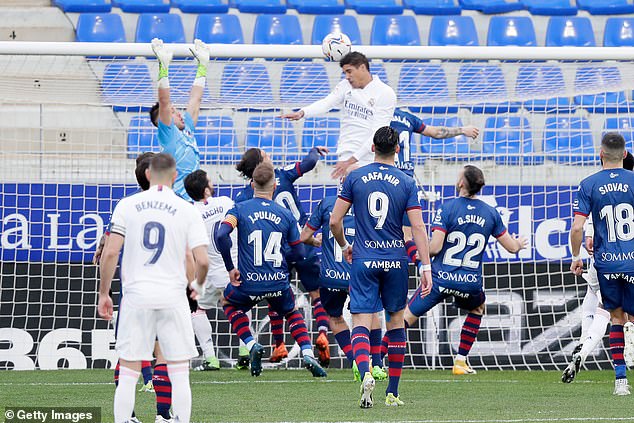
top-left (116, 299), bottom-right (197, 362)
top-left (197, 286), bottom-right (225, 310)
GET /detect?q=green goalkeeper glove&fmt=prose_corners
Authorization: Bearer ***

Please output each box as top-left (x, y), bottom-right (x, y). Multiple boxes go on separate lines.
top-left (151, 38), bottom-right (173, 82)
top-left (190, 39), bottom-right (210, 81)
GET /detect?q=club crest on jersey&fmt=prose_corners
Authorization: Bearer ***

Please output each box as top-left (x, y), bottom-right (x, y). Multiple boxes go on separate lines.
top-left (368, 98), bottom-right (375, 107)
top-left (467, 205), bottom-right (476, 210)
top-left (610, 172), bottom-right (619, 178)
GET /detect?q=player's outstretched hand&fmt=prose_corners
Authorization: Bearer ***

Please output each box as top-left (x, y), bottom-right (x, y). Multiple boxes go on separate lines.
top-left (570, 259), bottom-right (584, 276)
top-left (331, 158), bottom-right (356, 179)
top-left (419, 270), bottom-right (432, 298)
top-left (585, 236), bottom-right (594, 255)
top-left (343, 245), bottom-right (352, 264)
top-left (312, 233), bottom-right (323, 247)
top-left (229, 269), bottom-right (241, 286)
top-left (280, 110), bottom-right (305, 121)
top-left (462, 125), bottom-right (479, 139)
top-left (151, 38), bottom-right (173, 68)
top-left (98, 294), bottom-right (113, 321)
top-left (513, 233), bottom-right (529, 250)
top-left (315, 146), bottom-right (330, 156)
top-left (190, 39), bottom-right (210, 67)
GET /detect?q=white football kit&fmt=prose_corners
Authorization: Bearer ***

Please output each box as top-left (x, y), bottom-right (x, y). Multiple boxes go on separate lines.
top-left (301, 75), bottom-right (396, 166)
top-left (110, 185), bottom-right (208, 361)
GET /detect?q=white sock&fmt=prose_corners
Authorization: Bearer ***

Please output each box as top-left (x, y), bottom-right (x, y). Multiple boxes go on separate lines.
top-left (168, 362), bottom-right (192, 423)
top-left (580, 307), bottom-right (610, 362)
top-left (114, 366), bottom-right (139, 423)
top-left (191, 310), bottom-right (216, 359)
top-left (455, 354), bottom-right (467, 362)
top-left (581, 289), bottom-right (599, 342)
top-left (301, 347), bottom-right (314, 358)
top-left (246, 339), bottom-right (256, 350)
top-left (239, 339), bottom-right (247, 348)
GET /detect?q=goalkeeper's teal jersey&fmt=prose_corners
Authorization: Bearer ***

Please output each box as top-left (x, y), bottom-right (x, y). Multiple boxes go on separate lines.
top-left (157, 112), bottom-right (200, 201)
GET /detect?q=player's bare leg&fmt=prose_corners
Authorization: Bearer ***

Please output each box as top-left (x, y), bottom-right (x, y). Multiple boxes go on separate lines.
top-left (453, 303), bottom-right (484, 375)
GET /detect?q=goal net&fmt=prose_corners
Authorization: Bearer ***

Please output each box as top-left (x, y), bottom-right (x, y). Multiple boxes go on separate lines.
top-left (1, 42), bottom-right (632, 371)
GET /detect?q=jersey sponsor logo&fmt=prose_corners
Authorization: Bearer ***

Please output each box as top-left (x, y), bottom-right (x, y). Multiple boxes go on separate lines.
top-left (437, 271), bottom-right (478, 283)
top-left (343, 98), bottom-right (374, 120)
top-left (438, 286), bottom-right (471, 298)
top-left (598, 183), bottom-right (629, 195)
top-left (457, 215), bottom-right (486, 227)
top-left (603, 273), bottom-right (634, 284)
top-left (201, 206), bottom-right (225, 220)
top-left (244, 271), bottom-right (287, 282)
top-left (248, 210), bottom-right (281, 224)
top-left (364, 239), bottom-right (405, 249)
top-left (360, 171), bottom-right (401, 186)
top-left (600, 251), bottom-right (634, 262)
top-left (325, 269), bottom-right (350, 280)
top-left (134, 201), bottom-right (177, 216)
top-left (363, 260), bottom-right (402, 270)
top-left (248, 290), bottom-right (283, 302)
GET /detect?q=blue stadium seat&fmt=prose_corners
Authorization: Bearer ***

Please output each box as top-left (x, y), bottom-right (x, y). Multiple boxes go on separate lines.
top-left (428, 16), bottom-right (478, 46)
top-left (459, 0), bottom-right (524, 14)
top-left (574, 67), bottom-right (629, 113)
top-left (398, 64), bottom-right (457, 114)
top-left (220, 64), bottom-right (274, 109)
top-left (196, 116), bottom-right (239, 164)
top-left (288, 0), bottom-right (345, 14)
top-left (135, 14), bottom-right (186, 44)
top-left (371, 16), bottom-right (420, 46)
top-left (543, 116), bottom-right (596, 164)
top-left (102, 63), bottom-right (154, 112)
top-left (195, 14), bottom-right (243, 44)
top-left (577, 0), bottom-right (634, 15)
top-left (482, 117), bottom-right (542, 165)
top-left (546, 17), bottom-right (595, 47)
top-left (112, 0), bottom-right (170, 13)
top-left (487, 16), bottom-right (536, 46)
top-left (55, 0), bottom-right (111, 13)
top-left (127, 115), bottom-right (159, 158)
top-left (76, 14), bottom-right (125, 43)
top-left (420, 116), bottom-right (475, 159)
top-left (167, 64), bottom-right (211, 106)
top-left (302, 118), bottom-right (340, 163)
top-left (604, 117), bottom-right (634, 151)
top-left (171, 0), bottom-right (229, 13)
top-left (231, 0), bottom-right (287, 13)
top-left (345, 0), bottom-right (404, 14)
top-left (312, 15), bottom-right (362, 45)
top-left (253, 15), bottom-right (303, 45)
top-left (246, 117), bottom-right (299, 163)
top-left (515, 65), bottom-right (572, 112)
top-left (520, 0), bottom-right (577, 15)
top-left (457, 65), bottom-right (519, 113)
top-left (403, 0), bottom-right (461, 15)
top-left (280, 63), bottom-right (330, 105)
top-left (604, 18), bottom-right (634, 47)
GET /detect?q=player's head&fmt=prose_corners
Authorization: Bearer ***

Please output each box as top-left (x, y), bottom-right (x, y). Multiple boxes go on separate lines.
top-left (340, 52), bottom-right (371, 89)
top-left (600, 132), bottom-right (626, 165)
top-left (624, 151), bottom-right (634, 171)
top-left (251, 161), bottom-right (276, 196)
top-left (147, 153), bottom-right (177, 187)
top-left (236, 148), bottom-right (271, 179)
top-left (458, 165), bottom-right (485, 197)
top-left (184, 169), bottom-right (214, 201)
top-left (134, 152), bottom-right (155, 191)
top-left (149, 102), bottom-right (185, 131)
top-left (372, 126), bottom-right (400, 158)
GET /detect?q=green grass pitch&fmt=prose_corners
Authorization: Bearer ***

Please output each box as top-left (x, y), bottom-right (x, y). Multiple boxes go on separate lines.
top-left (1, 368), bottom-right (633, 422)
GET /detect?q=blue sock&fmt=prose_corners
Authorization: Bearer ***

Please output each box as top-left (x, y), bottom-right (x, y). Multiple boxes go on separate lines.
top-left (351, 326), bottom-right (371, 378)
top-left (141, 361), bottom-right (153, 385)
top-left (369, 329), bottom-right (383, 368)
top-left (334, 330), bottom-right (354, 365)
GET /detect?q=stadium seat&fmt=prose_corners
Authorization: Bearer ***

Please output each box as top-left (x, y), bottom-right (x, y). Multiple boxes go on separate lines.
top-left (288, 0), bottom-right (345, 14)
top-left (345, 0), bottom-right (404, 14)
top-left (312, 15), bottom-right (362, 46)
top-left (397, 64), bottom-right (457, 114)
top-left (302, 117), bottom-right (340, 163)
top-left (543, 116), bottom-right (596, 164)
top-left (167, 64), bottom-right (212, 106)
top-left (196, 116), bottom-right (239, 164)
top-left (420, 116), bottom-right (475, 159)
top-left (220, 64), bottom-right (274, 109)
top-left (253, 15), bottom-right (303, 45)
top-left (371, 16), bottom-right (420, 46)
top-left (487, 16), bottom-right (536, 47)
top-left (280, 63), bottom-right (330, 105)
top-left (194, 14), bottom-right (244, 44)
top-left (102, 63), bottom-right (154, 112)
top-left (135, 14), bottom-right (186, 44)
top-left (603, 117), bottom-right (634, 151)
top-left (515, 65), bottom-right (572, 112)
top-left (246, 117), bottom-right (299, 163)
top-left (574, 67), bottom-right (629, 113)
top-left (127, 115), bottom-right (159, 158)
top-left (428, 16), bottom-right (478, 46)
top-left (459, 0), bottom-right (524, 14)
top-left (577, 0), bottom-right (634, 15)
top-left (482, 117), bottom-right (542, 165)
top-left (520, 0), bottom-right (577, 15)
top-left (457, 64), bottom-right (519, 113)
top-left (231, 0), bottom-right (287, 14)
top-left (403, 0), bottom-right (461, 15)
top-left (112, 0), bottom-right (170, 13)
top-left (55, 0), bottom-right (111, 13)
top-left (171, 0), bottom-right (229, 13)
top-left (604, 18), bottom-right (634, 47)
top-left (546, 17), bottom-right (595, 47)
top-left (76, 14), bottom-right (125, 43)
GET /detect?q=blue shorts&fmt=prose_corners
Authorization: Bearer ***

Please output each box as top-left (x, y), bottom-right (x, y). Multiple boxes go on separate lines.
top-left (408, 283), bottom-right (485, 317)
top-left (597, 271), bottom-right (634, 314)
top-left (223, 284), bottom-right (296, 316)
top-left (319, 286), bottom-right (349, 318)
top-left (349, 258), bottom-right (409, 314)
top-left (292, 251), bottom-right (321, 292)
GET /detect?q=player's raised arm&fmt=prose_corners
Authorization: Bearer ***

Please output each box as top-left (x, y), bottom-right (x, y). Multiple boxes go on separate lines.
top-left (301, 200), bottom-right (324, 247)
top-left (423, 124), bottom-right (479, 139)
top-left (151, 38), bottom-right (173, 127)
top-left (281, 79), bottom-right (346, 121)
top-left (187, 39), bottom-right (210, 125)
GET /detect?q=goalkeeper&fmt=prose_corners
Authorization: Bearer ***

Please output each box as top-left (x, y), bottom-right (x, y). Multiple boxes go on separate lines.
top-left (149, 38), bottom-right (209, 201)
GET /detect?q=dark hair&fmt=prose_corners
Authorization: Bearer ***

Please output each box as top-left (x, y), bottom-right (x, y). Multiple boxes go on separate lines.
top-left (150, 152), bottom-right (176, 174)
top-left (184, 169), bottom-right (213, 201)
top-left (340, 51), bottom-right (370, 73)
top-left (252, 162), bottom-right (275, 190)
top-left (134, 152), bottom-right (155, 191)
top-left (463, 165), bottom-right (485, 196)
top-left (373, 126), bottom-right (399, 156)
top-left (236, 148), bottom-right (264, 179)
top-left (149, 102), bottom-right (160, 128)
top-left (625, 151), bottom-right (634, 171)
top-left (601, 132), bottom-right (626, 162)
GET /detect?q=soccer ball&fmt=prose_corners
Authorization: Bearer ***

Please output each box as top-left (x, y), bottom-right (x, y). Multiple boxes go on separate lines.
top-left (321, 32), bottom-right (352, 62)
